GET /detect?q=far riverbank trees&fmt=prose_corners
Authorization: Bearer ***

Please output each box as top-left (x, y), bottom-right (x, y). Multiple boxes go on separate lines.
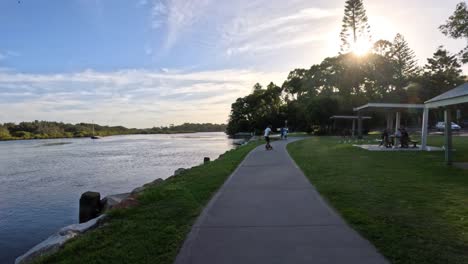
top-left (0, 121), bottom-right (227, 140)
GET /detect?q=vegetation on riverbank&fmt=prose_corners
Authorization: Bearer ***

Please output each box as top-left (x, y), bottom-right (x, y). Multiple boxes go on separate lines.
top-left (0, 121), bottom-right (227, 141)
top-left (34, 141), bottom-right (260, 264)
top-left (288, 136), bottom-right (468, 264)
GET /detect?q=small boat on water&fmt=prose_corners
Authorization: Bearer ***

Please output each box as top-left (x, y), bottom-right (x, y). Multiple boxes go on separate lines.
top-left (90, 122), bottom-right (101, 139)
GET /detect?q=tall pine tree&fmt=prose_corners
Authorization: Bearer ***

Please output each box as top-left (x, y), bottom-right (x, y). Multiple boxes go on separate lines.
top-left (391, 33), bottom-right (419, 90)
top-left (340, 0), bottom-right (371, 53)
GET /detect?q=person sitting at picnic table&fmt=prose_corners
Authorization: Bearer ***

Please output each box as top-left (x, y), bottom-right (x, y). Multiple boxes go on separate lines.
top-left (380, 129), bottom-right (392, 148)
top-left (400, 128), bottom-right (410, 148)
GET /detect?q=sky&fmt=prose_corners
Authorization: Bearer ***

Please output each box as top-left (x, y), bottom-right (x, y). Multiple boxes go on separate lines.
top-left (0, 0), bottom-right (466, 128)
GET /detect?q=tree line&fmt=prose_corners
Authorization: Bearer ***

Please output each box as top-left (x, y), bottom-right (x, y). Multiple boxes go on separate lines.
top-left (226, 0), bottom-right (468, 135)
top-left (0, 121), bottom-right (227, 140)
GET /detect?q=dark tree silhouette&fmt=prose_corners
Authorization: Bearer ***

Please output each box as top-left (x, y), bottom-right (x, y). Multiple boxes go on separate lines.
top-left (392, 33), bottom-right (419, 90)
top-left (440, 2), bottom-right (468, 63)
top-left (340, 0), bottom-right (371, 53)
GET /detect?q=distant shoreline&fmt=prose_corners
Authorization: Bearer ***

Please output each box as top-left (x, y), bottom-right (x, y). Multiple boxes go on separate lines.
top-left (0, 121), bottom-right (227, 141)
top-left (0, 131), bottom-right (227, 142)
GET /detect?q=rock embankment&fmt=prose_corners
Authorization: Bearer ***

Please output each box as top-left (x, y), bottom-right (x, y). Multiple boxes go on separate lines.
top-left (15, 215), bottom-right (106, 264)
top-left (15, 154), bottom-right (226, 264)
top-left (15, 177), bottom-right (166, 264)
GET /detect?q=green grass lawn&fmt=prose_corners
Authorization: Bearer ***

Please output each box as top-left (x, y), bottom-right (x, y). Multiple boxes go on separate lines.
top-left (288, 136), bottom-right (468, 264)
top-left (35, 142), bottom-right (260, 264)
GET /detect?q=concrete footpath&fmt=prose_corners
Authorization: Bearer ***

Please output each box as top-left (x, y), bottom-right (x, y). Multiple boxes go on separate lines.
top-left (174, 139), bottom-right (388, 264)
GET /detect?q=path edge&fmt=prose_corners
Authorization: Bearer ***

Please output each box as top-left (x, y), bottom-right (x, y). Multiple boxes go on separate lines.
top-left (284, 137), bottom-right (390, 263)
top-left (173, 143), bottom-right (263, 264)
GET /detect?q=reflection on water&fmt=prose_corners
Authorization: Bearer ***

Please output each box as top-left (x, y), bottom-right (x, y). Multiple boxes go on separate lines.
top-left (0, 132), bottom-right (234, 263)
top-left (38, 142), bottom-right (73, 147)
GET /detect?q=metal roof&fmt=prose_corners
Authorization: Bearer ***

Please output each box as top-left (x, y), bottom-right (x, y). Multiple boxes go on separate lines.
top-left (425, 83), bottom-right (468, 108)
top-left (354, 103), bottom-right (425, 112)
top-left (330, 115), bottom-right (372, 120)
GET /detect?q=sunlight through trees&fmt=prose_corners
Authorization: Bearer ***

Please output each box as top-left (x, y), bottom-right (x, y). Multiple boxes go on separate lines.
top-left (226, 1), bottom-right (467, 136)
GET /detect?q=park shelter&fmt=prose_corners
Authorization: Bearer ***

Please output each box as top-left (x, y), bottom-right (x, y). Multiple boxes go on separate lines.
top-left (353, 103), bottom-right (425, 140)
top-left (424, 83), bottom-right (468, 164)
top-left (329, 115), bottom-right (372, 137)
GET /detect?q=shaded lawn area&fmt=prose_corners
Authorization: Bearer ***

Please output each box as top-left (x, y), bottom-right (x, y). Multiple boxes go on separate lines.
top-left (287, 136), bottom-right (468, 264)
top-left (35, 142), bottom-right (260, 264)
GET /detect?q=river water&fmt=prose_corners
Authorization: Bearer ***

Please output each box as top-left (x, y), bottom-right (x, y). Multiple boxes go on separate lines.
top-left (0, 132), bottom-right (235, 263)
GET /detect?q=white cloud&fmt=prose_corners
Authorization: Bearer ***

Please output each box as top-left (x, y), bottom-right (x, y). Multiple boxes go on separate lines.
top-left (227, 34), bottom-right (331, 55)
top-left (150, 0), bottom-right (168, 29)
top-left (228, 8), bottom-right (338, 38)
top-left (222, 6), bottom-right (339, 56)
top-left (0, 68), bottom-right (285, 127)
top-left (147, 0), bottom-right (339, 57)
top-left (150, 0), bottom-right (213, 50)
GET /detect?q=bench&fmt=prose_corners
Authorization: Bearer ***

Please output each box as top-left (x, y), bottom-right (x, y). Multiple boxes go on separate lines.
top-left (401, 140), bottom-right (418, 148)
top-left (410, 140), bottom-right (419, 148)
top-left (375, 138), bottom-right (393, 148)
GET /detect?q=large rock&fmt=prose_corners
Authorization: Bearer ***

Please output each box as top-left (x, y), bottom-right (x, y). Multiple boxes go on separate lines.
top-left (79, 191), bottom-right (101, 223)
top-left (59, 215), bottom-right (107, 235)
top-left (174, 168), bottom-right (186, 176)
top-left (248, 136), bottom-right (259, 142)
top-left (100, 193), bottom-right (130, 212)
top-left (130, 178), bottom-right (165, 195)
top-left (15, 215), bottom-right (106, 264)
top-left (15, 233), bottom-right (78, 264)
top-left (233, 139), bottom-right (246, 145)
top-left (112, 197), bottom-right (139, 209)
top-left (130, 186), bottom-right (146, 195)
top-left (143, 178), bottom-right (164, 188)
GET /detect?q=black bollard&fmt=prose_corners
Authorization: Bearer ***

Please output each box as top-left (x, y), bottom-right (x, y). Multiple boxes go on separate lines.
top-left (204, 157), bottom-right (210, 164)
top-left (79, 191), bottom-right (101, 223)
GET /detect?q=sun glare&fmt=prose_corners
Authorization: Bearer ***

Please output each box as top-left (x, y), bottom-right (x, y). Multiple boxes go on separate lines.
top-left (352, 39), bottom-right (372, 56)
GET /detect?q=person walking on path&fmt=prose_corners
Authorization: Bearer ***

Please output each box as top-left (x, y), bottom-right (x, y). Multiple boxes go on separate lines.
top-left (264, 125), bottom-right (273, 150)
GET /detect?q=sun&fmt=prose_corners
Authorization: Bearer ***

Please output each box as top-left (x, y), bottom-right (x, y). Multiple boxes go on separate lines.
top-left (351, 38), bottom-right (372, 56)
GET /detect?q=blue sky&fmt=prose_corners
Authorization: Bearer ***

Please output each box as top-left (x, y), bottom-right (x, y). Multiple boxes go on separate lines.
top-left (0, 0), bottom-right (466, 127)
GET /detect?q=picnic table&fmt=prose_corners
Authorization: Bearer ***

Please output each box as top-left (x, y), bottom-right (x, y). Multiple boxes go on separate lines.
top-left (377, 136), bottom-right (419, 148)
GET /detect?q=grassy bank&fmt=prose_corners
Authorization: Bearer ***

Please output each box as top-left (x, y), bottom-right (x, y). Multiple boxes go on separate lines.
top-left (288, 136), bottom-right (468, 264)
top-left (35, 142), bottom-right (260, 264)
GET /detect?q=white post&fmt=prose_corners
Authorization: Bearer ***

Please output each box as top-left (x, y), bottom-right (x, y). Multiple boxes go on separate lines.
top-left (357, 112), bottom-right (363, 139)
top-left (395, 112), bottom-right (401, 132)
top-left (421, 107), bottom-right (429, 150)
top-left (386, 113), bottom-right (393, 130)
top-left (445, 109), bottom-right (453, 165)
top-left (394, 112), bottom-right (401, 146)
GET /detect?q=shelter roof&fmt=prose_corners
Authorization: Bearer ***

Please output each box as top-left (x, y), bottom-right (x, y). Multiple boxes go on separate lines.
top-left (425, 83), bottom-right (468, 108)
top-left (330, 115), bottom-right (372, 120)
top-left (353, 103), bottom-right (425, 112)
